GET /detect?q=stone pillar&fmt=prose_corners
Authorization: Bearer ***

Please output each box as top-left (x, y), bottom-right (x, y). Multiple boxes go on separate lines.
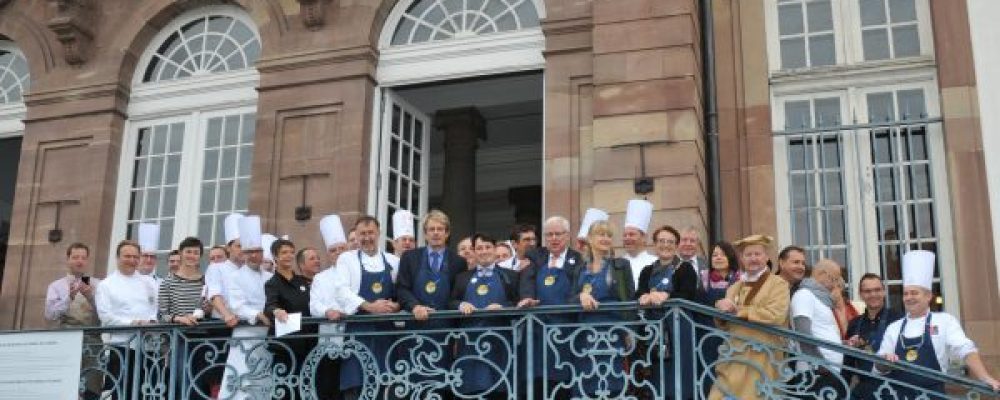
top-left (435, 107), bottom-right (485, 244)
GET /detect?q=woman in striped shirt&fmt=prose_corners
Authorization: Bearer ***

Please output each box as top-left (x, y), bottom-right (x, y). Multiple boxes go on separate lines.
top-left (158, 236), bottom-right (208, 325)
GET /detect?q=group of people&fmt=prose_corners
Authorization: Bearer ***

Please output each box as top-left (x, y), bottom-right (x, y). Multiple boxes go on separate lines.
top-left (42, 198), bottom-right (1000, 399)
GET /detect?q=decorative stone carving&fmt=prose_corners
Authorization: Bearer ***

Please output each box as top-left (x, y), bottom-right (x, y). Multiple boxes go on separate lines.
top-left (297, 0), bottom-right (329, 30)
top-left (46, 0), bottom-right (97, 66)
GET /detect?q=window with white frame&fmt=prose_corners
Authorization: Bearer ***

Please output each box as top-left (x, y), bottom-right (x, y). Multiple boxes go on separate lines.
top-left (113, 7), bottom-right (260, 274)
top-left (390, 0), bottom-right (540, 46)
top-left (0, 44), bottom-right (29, 104)
top-left (775, 83), bottom-right (950, 310)
top-left (0, 41), bottom-right (28, 285)
top-left (768, 0), bottom-right (930, 71)
top-left (777, 0), bottom-right (837, 69)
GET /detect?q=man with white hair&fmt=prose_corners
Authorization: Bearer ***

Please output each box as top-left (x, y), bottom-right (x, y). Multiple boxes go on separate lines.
top-left (789, 259), bottom-right (845, 397)
top-left (621, 199), bottom-right (657, 288)
top-left (517, 215), bottom-right (583, 398)
top-left (877, 250), bottom-right (999, 395)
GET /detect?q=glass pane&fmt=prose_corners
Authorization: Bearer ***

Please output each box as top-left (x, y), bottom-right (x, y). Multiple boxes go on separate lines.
top-left (892, 25), bottom-right (920, 58)
top-left (162, 187), bottom-right (177, 217)
top-left (199, 215), bottom-right (214, 243)
top-left (778, 4), bottom-right (805, 35)
top-left (206, 118), bottom-right (223, 148)
top-left (814, 97), bottom-right (841, 127)
top-left (781, 38), bottom-right (807, 69)
top-left (224, 115), bottom-right (241, 146)
top-left (215, 214), bottom-right (227, 245)
top-left (390, 138), bottom-right (400, 169)
top-left (129, 191), bottom-right (143, 220)
top-left (784, 100), bottom-right (811, 129)
top-left (403, 112), bottom-right (413, 143)
top-left (908, 164), bottom-right (931, 199)
top-left (860, 0), bottom-right (887, 26)
top-left (169, 124), bottom-right (184, 153)
top-left (152, 125), bottom-right (168, 154)
top-left (791, 174), bottom-right (810, 207)
top-left (823, 171), bottom-right (843, 204)
top-left (809, 34), bottom-right (836, 66)
top-left (897, 89), bottom-right (926, 119)
top-left (867, 92), bottom-right (896, 122)
top-left (236, 178), bottom-right (250, 209)
top-left (218, 179), bottom-right (235, 209)
top-left (789, 141), bottom-right (807, 170)
top-left (413, 151), bottom-right (422, 181)
top-left (793, 210), bottom-right (811, 245)
top-left (889, 0), bottom-right (917, 23)
top-left (401, 180), bottom-right (411, 209)
top-left (913, 203), bottom-right (936, 239)
top-left (821, 138), bottom-right (840, 168)
top-left (160, 220), bottom-right (174, 250)
top-left (241, 114), bottom-right (256, 144)
top-left (203, 149), bottom-right (219, 180)
top-left (165, 154), bottom-right (181, 184)
top-left (200, 182), bottom-right (217, 212)
top-left (806, 0), bottom-right (833, 32)
top-left (392, 105), bottom-right (401, 134)
top-left (827, 210), bottom-right (846, 244)
top-left (905, 129), bottom-right (928, 160)
top-left (874, 167), bottom-right (898, 201)
top-left (414, 119), bottom-right (424, 148)
top-left (221, 147), bottom-right (237, 177)
top-left (863, 28), bottom-right (891, 61)
top-left (412, 185), bottom-right (420, 212)
top-left (145, 188), bottom-right (161, 219)
top-left (238, 146), bottom-right (253, 176)
top-left (148, 156), bottom-right (164, 186)
top-left (402, 147), bottom-right (411, 176)
top-left (872, 131), bottom-right (893, 163)
top-left (137, 128), bottom-right (151, 156)
top-left (878, 205), bottom-right (900, 241)
top-left (389, 173), bottom-right (398, 204)
top-left (133, 158), bottom-right (147, 187)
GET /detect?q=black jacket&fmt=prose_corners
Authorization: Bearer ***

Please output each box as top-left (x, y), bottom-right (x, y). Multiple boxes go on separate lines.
top-left (518, 246), bottom-right (585, 301)
top-left (449, 266), bottom-right (520, 309)
top-left (636, 258), bottom-right (699, 302)
top-left (395, 246), bottom-right (467, 311)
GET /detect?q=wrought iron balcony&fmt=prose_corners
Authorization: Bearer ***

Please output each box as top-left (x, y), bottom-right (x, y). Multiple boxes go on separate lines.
top-left (2, 299), bottom-right (995, 399)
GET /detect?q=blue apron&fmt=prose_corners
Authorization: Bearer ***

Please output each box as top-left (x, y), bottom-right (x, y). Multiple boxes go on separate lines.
top-left (412, 250), bottom-right (452, 330)
top-left (532, 263), bottom-right (575, 381)
top-left (648, 265), bottom-right (696, 399)
top-left (886, 314), bottom-right (945, 399)
top-left (456, 270), bottom-right (509, 394)
top-left (575, 261), bottom-right (626, 396)
top-left (341, 251), bottom-right (395, 390)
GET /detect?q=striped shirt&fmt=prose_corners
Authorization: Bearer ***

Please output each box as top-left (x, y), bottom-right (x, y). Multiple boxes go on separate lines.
top-left (158, 273), bottom-right (206, 323)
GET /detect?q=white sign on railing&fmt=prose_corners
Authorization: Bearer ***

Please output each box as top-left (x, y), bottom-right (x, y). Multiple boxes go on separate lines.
top-left (0, 330), bottom-right (83, 400)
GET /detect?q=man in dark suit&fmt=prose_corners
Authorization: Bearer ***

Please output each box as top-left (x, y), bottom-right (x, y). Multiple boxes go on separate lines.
top-left (516, 216), bottom-right (583, 398)
top-left (450, 232), bottom-right (519, 399)
top-left (394, 209), bottom-right (467, 398)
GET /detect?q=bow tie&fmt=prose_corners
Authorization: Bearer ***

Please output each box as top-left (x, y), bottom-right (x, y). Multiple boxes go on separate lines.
top-left (476, 266), bottom-right (495, 277)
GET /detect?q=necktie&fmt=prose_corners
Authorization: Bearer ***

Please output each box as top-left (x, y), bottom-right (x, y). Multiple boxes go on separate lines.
top-left (430, 252), bottom-right (441, 273)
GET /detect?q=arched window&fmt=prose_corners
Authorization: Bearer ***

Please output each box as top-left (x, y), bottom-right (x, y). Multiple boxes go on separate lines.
top-left (113, 6), bottom-right (260, 273)
top-left (390, 0), bottom-right (540, 46)
top-left (0, 43), bottom-right (29, 104)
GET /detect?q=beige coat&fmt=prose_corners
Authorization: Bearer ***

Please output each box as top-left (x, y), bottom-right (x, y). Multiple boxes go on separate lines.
top-left (708, 273), bottom-right (790, 400)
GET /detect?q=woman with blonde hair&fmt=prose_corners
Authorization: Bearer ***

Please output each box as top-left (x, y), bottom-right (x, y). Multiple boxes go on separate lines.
top-left (708, 234), bottom-right (790, 400)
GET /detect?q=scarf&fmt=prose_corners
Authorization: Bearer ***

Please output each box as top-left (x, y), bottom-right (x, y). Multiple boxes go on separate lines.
top-left (798, 277), bottom-right (833, 308)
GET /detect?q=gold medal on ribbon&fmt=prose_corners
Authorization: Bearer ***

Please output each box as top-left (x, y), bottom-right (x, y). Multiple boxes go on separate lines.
top-left (371, 282), bottom-right (383, 294)
top-left (425, 281), bottom-right (437, 294)
top-left (543, 275), bottom-right (556, 286)
top-left (582, 283), bottom-right (593, 294)
top-left (476, 284), bottom-right (489, 296)
top-left (905, 348), bottom-right (919, 362)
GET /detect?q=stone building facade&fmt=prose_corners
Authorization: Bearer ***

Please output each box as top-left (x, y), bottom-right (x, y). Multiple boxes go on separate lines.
top-left (0, 0), bottom-right (996, 369)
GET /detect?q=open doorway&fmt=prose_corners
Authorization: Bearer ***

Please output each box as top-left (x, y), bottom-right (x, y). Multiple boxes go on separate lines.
top-left (379, 71), bottom-right (543, 247)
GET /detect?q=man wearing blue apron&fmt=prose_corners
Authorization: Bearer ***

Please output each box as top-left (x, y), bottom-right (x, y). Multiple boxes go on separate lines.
top-left (876, 250), bottom-right (999, 398)
top-left (517, 215), bottom-right (583, 399)
top-left (451, 233), bottom-right (519, 399)
top-left (395, 210), bottom-right (467, 398)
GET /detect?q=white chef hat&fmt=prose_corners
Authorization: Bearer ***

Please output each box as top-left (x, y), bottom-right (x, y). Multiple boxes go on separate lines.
top-left (392, 209), bottom-right (415, 240)
top-left (238, 216), bottom-right (263, 250)
top-left (577, 208), bottom-right (610, 239)
top-left (320, 215), bottom-right (347, 249)
top-left (624, 199), bottom-right (654, 234)
top-left (902, 250), bottom-right (935, 290)
top-left (224, 213), bottom-right (244, 244)
top-left (137, 223), bottom-right (160, 254)
top-left (261, 233), bottom-right (278, 262)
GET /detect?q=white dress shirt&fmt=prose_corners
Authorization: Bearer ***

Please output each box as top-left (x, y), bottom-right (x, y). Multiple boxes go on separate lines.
top-left (227, 265), bottom-right (273, 325)
top-left (95, 270), bottom-right (158, 345)
top-left (330, 250), bottom-right (399, 315)
top-left (548, 248), bottom-right (569, 268)
top-left (205, 260), bottom-right (240, 318)
top-left (624, 250), bottom-right (657, 288)
top-left (44, 274), bottom-right (102, 325)
top-left (877, 311), bottom-right (977, 373)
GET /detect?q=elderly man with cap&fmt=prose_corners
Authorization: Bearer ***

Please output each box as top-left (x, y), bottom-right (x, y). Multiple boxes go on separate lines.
top-left (137, 223), bottom-right (164, 285)
top-left (622, 199), bottom-right (657, 289)
top-left (324, 215), bottom-right (401, 399)
top-left (205, 213), bottom-right (246, 328)
top-left (876, 250), bottom-right (999, 396)
top-left (392, 209), bottom-right (417, 258)
top-left (218, 215), bottom-right (274, 400)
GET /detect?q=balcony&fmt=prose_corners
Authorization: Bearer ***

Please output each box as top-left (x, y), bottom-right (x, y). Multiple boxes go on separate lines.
top-left (0, 300), bottom-right (994, 399)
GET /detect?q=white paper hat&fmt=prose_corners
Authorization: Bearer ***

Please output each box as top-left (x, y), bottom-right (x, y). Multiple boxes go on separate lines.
top-left (261, 233), bottom-right (278, 262)
top-left (624, 199), bottom-right (654, 234)
top-left (577, 208), bottom-right (609, 239)
top-left (902, 250), bottom-right (935, 290)
top-left (238, 216), bottom-right (263, 250)
top-left (319, 215), bottom-right (347, 249)
top-left (392, 209), bottom-right (415, 240)
top-left (137, 223), bottom-right (160, 254)
top-left (224, 213), bottom-right (244, 243)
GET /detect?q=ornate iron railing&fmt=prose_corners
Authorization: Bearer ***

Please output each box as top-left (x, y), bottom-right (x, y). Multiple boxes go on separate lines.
top-left (2, 300), bottom-right (996, 399)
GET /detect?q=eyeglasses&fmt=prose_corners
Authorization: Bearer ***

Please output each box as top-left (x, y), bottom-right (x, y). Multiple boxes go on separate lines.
top-left (656, 239), bottom-right (677, 245)
top-left (544, 231), bottom-right (567, 238)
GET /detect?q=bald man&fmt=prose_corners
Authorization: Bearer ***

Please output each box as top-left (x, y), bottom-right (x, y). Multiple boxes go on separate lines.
top-left (789, 259), bottom-right (845, 397)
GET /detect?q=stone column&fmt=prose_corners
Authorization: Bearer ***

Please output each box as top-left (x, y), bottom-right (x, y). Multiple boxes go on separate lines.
top-left (435, 107), bottom-right (485, 244)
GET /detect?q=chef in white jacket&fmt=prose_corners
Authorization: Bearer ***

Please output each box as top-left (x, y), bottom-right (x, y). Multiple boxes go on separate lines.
top-left (205, 213), bottom-right (244, 328)
top-left (218, 215), bottom-right (274, 400)
top-left (621, 199), bottom-right (657, 288)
